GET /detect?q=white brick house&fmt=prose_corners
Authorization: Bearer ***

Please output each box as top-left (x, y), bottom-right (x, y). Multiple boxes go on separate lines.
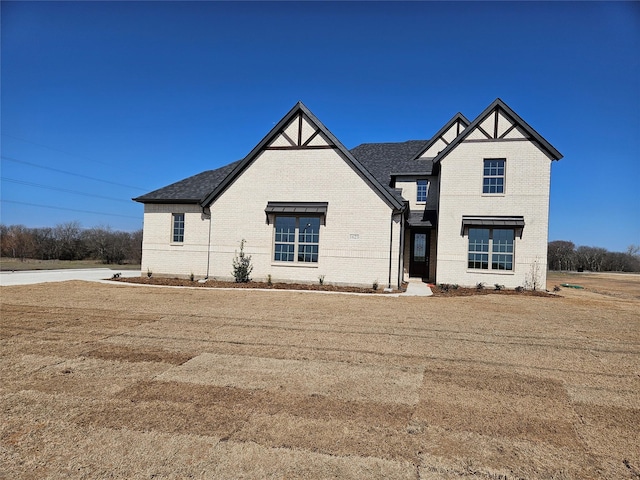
top-left (134, 99), bottom-right (562, 289)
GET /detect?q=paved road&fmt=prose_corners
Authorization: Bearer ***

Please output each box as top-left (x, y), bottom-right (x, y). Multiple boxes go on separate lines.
top-left (0, 268), bottom-right (140, 286)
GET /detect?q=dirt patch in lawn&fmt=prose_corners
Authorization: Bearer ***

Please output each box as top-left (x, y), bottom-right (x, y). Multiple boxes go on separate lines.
top-left (1, 280), bottom-right (639, 478)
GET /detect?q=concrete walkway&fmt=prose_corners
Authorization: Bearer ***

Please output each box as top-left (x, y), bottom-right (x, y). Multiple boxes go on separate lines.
top-left (403, 279), bottom-right (433, 296)
top-left (0, 268), bottom-right (140, 286)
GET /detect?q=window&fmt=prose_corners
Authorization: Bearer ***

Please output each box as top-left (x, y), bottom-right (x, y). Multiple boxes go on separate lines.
top-left (468, 228), bottom-right (514, 271)
top-left (274, 216), bottom-right (320, 263)
top-left (483, 159), bottom-right (505, 194)
top-left (172, 213), bottom-right (184, 243)
top-left (417, 180), bottom-right (428, 203)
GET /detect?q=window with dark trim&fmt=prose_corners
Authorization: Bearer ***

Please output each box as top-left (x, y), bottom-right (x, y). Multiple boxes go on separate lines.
top-left (274, 216), bottom-right (320, 263)
top-left (172, 213), bottom-right (185, 243)
top-left (483, 159), bottom-right (505, 194)
top-left (417, 179), bottom-right (428, 203)
top-left (468, 228), bottom-right (514, 271)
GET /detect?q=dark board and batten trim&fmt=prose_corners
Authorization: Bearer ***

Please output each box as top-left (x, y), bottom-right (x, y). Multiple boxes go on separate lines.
top-left (411, 112), bottom-right (471, 161)
top-left (199, 102), bottom-right (406, 211)
top-left (433, 99), bottom-right (563, 163)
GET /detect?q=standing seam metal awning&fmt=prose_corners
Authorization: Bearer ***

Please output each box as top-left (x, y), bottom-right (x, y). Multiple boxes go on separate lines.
top-left (461, 216), bottom-right (525, 236)
top-left (265, 202), bottom-right (328, 224)
top-left (461, 216), bottom-right (525, 227)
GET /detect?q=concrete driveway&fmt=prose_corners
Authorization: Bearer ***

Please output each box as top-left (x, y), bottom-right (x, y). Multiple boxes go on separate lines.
top-left (0, 268), bottom-right (140, 286)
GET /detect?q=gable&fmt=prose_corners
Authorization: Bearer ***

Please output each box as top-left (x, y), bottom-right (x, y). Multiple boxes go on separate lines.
top-left (200, 102), bottom-right (405, 210)
top-left (414, 113), bottom-right (470, 159)
top-left (433, 99), bottom-right (563, 163)
top-left (473, 107), bottom-right (530, 141)
top-left (267, 112), bottom-right (335, 149)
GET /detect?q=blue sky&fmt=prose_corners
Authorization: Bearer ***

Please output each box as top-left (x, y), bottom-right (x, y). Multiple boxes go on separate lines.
top-left (1, 1), bottom-right (639, 252)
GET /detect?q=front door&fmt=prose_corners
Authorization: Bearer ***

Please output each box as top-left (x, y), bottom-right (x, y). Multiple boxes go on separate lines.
top-left (409, 231), bottom-right (429, 278)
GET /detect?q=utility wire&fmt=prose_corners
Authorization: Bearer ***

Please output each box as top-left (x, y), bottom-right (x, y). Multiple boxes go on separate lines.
top-left (1, 155), bottom-right (149, 191)
top-left (1, 133), bottom-right (114, 168)
top-left (1, 199), bottom-right (141, 219)
top-left (1, 177), bottom-right (132, 203)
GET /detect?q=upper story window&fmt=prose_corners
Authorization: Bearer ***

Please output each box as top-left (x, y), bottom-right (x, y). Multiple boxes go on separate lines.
top-left (417, 180), bottom-right (428, 203)
top-left (274, 216), bottom-right (320, 263)
top-left (172, 213), bottom-right (185, 243)
top-left (483, 159), bottom-right (505, 194)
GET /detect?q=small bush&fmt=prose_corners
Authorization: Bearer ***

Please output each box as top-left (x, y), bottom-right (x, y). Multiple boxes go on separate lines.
top-left (318, 275), bottom-right (325, 285)
top-left (232, 239), bottom-right (253, 283)
top-left (476, 282), bottom-right (485, 290)
top-left (553, 285), bottom-right (561, 292)
top-left (147, 269), bottom-right (152, 278)
top-left (372, 279), bottom-right (379, 290)
top-left (439, 283), bottom-right (450, 292)
top-left (267, 274), bottom-right (272, 286)
top-left (515, 286), bottom-right (524, 292)
top-left (111, 272), bottom-right (121, 279)
top-left (451, 284), bottom-right (459, 290)
top-left (189, 272), bottom-right (195, 282)
top-left (494, 284), bottom-right (504, 291)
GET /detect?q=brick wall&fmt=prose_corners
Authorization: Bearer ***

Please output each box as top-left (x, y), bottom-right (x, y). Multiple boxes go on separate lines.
top-left (141, 148), bottom-right (402, 287)
top-left (436, 140), bottom-right (552, 288)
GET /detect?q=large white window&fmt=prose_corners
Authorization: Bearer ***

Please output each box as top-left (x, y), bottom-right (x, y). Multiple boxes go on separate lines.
top-left (468, 228), bottom-right (514, 271)
top-left (172, 213), bottom-right (184, 243)
top-left (274, 216), bottom-right (320, 263)
top-left (483, 159), bottom-right (505, 194)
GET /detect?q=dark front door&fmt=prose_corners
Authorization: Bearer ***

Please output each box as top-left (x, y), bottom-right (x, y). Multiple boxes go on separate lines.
top-left (409, 230), bottom-right (430, 278)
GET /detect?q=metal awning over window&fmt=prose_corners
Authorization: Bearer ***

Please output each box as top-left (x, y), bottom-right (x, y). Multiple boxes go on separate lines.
top-left (461, 216), bottom-right (525, 236)
top-left (265, 202), bottom-right (328, 224)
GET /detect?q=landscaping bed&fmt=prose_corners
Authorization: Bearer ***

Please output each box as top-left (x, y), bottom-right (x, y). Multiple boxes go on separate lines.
top-left (113, 276), bottom-right (401, 294)
top-left (429, 284), bottom-right (556, 297)
top-left (113, 276), bottom-right (556, 297)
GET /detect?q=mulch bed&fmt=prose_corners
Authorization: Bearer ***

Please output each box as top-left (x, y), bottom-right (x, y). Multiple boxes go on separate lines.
top-left (112, 276), bottom-right (556, 297)
top-left (429, 285), bottom-right (556, 297)
top-left (112, 276), bottom-right (398, 294)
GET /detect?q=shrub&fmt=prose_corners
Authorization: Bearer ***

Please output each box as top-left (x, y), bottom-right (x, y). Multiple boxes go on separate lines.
top-left (232, 239), bottom-right (253, 283)
top-left (372, 279), bottom-right (379, 290)
top-left (494, 284), bottom-right (504, 291)
top-left (439, 283), bottom-right (450, 292)
top-left (515, 286), bottom-right (524, 292)
top-left (189, 272), bottom-right (195, 282)
top-left (451, 284), bottom-right (459, 290)
top-left (318, 275), bottom-right (325, 285)
top-left (267, 274), bottom-right (272, 286)
top-left (553, 285), bottom-right (561, 292)
top-left (476, 282), bottom-right (485, 290)
top-left (147, 268), bottom-right (152, 278)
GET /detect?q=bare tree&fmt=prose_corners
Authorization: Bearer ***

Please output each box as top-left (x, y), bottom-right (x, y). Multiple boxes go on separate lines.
top-left (547, 240), bottom-right (576, 271)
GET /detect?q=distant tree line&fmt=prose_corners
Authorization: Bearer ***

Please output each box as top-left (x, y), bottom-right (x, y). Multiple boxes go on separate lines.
top-left (548, 241), bottom-right (640, 272)
top-left (0, 222), bottom-right (142, 265)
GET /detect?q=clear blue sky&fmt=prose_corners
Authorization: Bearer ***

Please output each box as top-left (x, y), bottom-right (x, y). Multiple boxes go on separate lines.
top-left (1, 1), bottom-right (639, 252)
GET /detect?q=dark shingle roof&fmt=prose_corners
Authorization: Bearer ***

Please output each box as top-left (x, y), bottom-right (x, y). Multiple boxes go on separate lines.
top-left (133, 161), bottom-right (241, 203)
top-left (134, 139), bottom-right (435, 205)
top-left (349, 140), bottom-right (433, 188)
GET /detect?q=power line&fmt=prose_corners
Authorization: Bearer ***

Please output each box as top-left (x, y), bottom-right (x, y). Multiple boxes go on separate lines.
top-left (1, 177), bottom-right (132, 203)
top-left (1, 199), bottom-right (141, 219)
top-left (1, 133), bottom-right (113, 168)
top-left (1, 155), bottom-right (149, 191)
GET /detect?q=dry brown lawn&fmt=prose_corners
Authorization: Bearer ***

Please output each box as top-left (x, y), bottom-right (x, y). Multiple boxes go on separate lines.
top-left (1, 274), bottom-right (639, 479)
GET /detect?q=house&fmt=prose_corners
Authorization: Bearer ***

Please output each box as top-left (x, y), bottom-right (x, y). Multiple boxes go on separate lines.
top-left (134, 99), bottom-right (562, 289)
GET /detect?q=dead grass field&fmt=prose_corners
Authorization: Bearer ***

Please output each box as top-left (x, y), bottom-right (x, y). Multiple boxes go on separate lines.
top-left (1, 274), bottom-right (639, 479)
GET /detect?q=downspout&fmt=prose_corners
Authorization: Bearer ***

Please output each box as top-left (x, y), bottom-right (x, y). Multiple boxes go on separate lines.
top-left (388, 212), bottom-right (394, 290)
top-left (398, 212), bottom-right (404, 288)
top-left (203, 206), bottom-right (212, 279)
